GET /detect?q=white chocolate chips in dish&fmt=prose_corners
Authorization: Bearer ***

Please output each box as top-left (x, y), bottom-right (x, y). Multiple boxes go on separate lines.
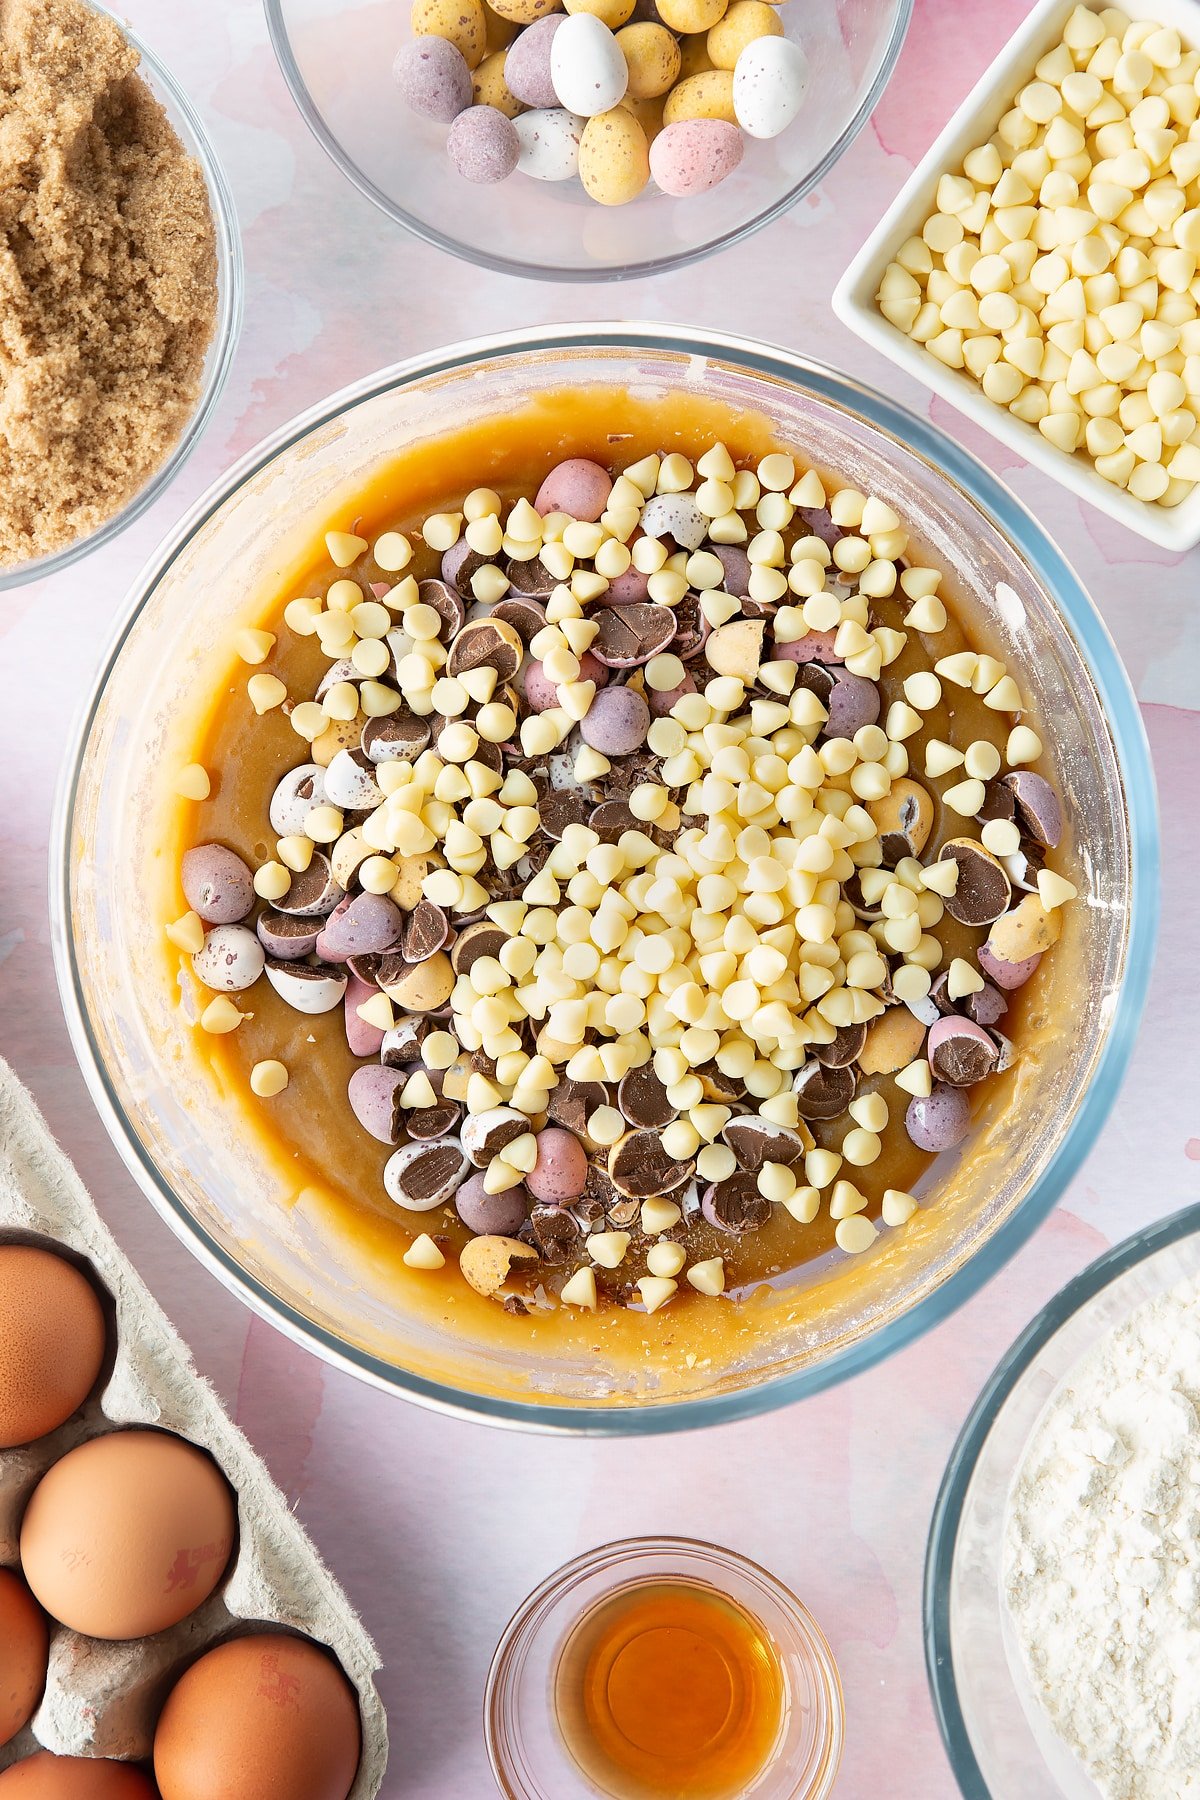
top-left (172, 442), bottom-right (1078, 1318)
top-left (877, 6), bottom-right (1200, 506)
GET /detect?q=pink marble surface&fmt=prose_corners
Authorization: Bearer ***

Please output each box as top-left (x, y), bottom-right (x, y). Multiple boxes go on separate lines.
top-left (1, 0), bottom-right (1198, 1793)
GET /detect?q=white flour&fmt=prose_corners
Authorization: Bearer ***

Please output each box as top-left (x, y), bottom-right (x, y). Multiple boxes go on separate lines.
top-left (1005, 1271), bottom-right (1200, 1800)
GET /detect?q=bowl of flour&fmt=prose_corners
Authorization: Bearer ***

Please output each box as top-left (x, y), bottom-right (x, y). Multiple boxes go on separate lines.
top-left (925, 1201), bottom-right (1200, 1800)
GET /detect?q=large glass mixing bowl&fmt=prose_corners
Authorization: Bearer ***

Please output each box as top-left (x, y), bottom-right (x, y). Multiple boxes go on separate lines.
top-left (265, 0), bottom-right (910, 280)
top-left (50, 326), bottom-right (1158, 1433)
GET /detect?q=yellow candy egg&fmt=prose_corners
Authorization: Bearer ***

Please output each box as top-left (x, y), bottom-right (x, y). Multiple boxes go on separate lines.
top-left (707, 0), bottom-right (780, 68)
top-left (487, 0), bottom-right (558, 24)
top-left (473, 48), bottom-right (523, 114)
top-left (677, 31), bottom-right (715, 78)
top-left (412, 0), bottom-right (487, 65)
top-left (579, 106), bottom-right (651, 204)
top-left (615, 21), bottom-right (681, 98)
top-left (483, 0), bottom-right (519, 46)
top-left (656, 0), bottom-right (726, 34)
top-left (622, 91), bottom-right (665, 140)
top-left (565, 0), bottom-right (635, 27)
top-left (663, 66), bottom-right (736, 124)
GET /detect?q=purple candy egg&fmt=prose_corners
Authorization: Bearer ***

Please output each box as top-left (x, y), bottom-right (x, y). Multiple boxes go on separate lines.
top-left (447, 104), bottom-right (521, 183)
top-left (977, 942), bottom-right (1043, 991)
top-left (579, 684), bottom-right (649, 756)
top-left (526, 1127), bottom-right (589, 1203)
top-left (905, 1083), bottom-right (972, 1153)
top-left (649, 671), bottom-right (696, 716)
top-left (317, 892), bottom-right (404, 959)
top-left (394, 36), bottom-right (472, 122)
top-left (345, 975), bottom-right (385, 1058)
top-left (442, 537), bottom-right (487, 594)
top-left (455, 1170), bottom-right (529, 1236)
top-left (712, 544), bottom-right (751, 596)
top-left (348, 1065), bottom-right (407, 1145)
top-left (522, 658), bottom-right (559, 712)
top-left (604, 565), bottom-right (651, 604)
top-left (535, 458), bottom-right (613, 524)
top-left (181, 844), bottom-right (255, 925)
top-left (824, 672), bottom-right (880, 739)
top-left (775, 629), bottom-right (840, 665)
top-left (504, 15), bottom-right (563, 107)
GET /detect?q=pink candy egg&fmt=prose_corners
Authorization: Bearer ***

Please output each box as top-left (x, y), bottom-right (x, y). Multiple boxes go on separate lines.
top-left (527, 1128), bottom-right (589, 1203)
top-left (649, 119), bottom-right (743, 197)
top-left (534, 458), bottom-right (613, 522)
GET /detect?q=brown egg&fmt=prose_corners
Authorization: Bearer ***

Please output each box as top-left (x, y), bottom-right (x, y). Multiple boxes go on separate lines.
top-left (19, 1430), bottom-right (235, 1640)
top-left (153, 1634), bottom-right (361, 1800)
top-left (0, 1568), bottom-right (48, 1747)
top-left (0, 1246), bottom-right (107, 1448)
top-left (0, 1753), bottom-right (157, 1796)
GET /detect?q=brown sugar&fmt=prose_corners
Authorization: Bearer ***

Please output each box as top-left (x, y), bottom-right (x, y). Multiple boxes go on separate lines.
top-left (0, 0), bottom-right (218, 569)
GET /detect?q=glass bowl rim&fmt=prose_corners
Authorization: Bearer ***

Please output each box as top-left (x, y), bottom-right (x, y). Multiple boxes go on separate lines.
top-left (922, 1198), bottom-right (1200, 1799)
top-left (483, 1531), bottom-right (846, 1800)
top-left (262, 0), bottom-right (914, 284)
top-left (0, 0), bottom-right (245, 593)
top-left (49, 321), bottom-right (1160, 1437)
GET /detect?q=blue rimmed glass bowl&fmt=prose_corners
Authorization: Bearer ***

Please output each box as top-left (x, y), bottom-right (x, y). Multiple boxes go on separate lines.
top-left (925, 1204), bottom-right (1200, 1798)
top-left (50, 325), bottom-right (1158, 1433)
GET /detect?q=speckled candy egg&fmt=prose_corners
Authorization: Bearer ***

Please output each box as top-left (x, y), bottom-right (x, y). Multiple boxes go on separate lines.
top-left (448, 103), bottom-right (521, 179)
top-left (526, 1127), bottom-right (589, 1203)
top-left (550, 13), bottom-right (629, 116)
top-left (534, 457), bottom-right (613, 521)
top-left (579, 106), bottom-right (650, 203)
top-left (905, 1083), bottom-right (972, 1153)
top-left (394, 35), bottom-right (473, 120)
top-left (732, 35), bottom-right (808, 139)
top-left (472, 48), bottom-right (522, 116)
top-left (580, 683), bottom-right (650, 755)
top-left (456, 1171), bottom-right (530, 1235)
top-left (504, 13), bottom-right (563, 104)
top-left (180, 844), bottom-right (254, 924)
top-left (707, 0), bottom-right (780, 70)
top-left (514, 107), bottom-right (586, 179)
top-left (411, 0), bottom-right (487, 67)
top-left (614, 21), bottom-right (680, 97)
top-left (663, 68), bottom-right (736, 124)
top-left (191, 925), bottom-right (265, 993)
top-left (650, 117), bottom-right (743, 193)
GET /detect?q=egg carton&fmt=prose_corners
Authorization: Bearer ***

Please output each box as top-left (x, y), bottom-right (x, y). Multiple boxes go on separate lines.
top-left (0, 1057), bottom-right (387, 1794)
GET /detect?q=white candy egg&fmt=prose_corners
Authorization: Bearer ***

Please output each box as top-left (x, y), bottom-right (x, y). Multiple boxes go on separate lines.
top-left (550, 14), bottom-right (628, 118)
top-left (732, 36), bottom-right (809, 140)
top-left (514, 107), bottom-right (587, 180)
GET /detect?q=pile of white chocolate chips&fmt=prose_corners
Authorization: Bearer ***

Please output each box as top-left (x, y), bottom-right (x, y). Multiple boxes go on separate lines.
top-left (173, 444), bottom-right (1078, 1315)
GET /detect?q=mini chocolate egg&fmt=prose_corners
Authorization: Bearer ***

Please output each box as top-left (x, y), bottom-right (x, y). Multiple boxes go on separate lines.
top-left (638, 492), bottom-right (707, 549)
top-left (732, 34), bottom-right (808, 139)
top-left (534, 458), bottom-right (613, 522)
top-left (579, 684), bottom-right (649, 756)
top-left (347, 1065), bottom-right (406, 1144)
top-left (153, 1633), bottom-right (361, 1800)
top-left (579, 106), bottom-right (650, 204)
top-left (614, 21), bottom-right (679, 98)
top-left (455, 1170), bottom-right (529, 1235)
top-left (0, 1755), bottom-right (157, 1798)
top-left (472, 48), bottom-right (523, 115)
top-left (0, 1568), bottom-right (48, 1747)
top-left (526, 1127), bottom-right (589, 1203)
top-left (191, 925), bottom-right (265, 993)
top-left (180, 845), bottom-right (255, 926)
top-left (514, 106), bottom-right (586, 180)
top-left (0, 1244), bottom-right (107, 1448)
top-left (411, 0), bottom-right (486, 67)
top-left (905, 1083), bottom-right (972, 1153)
top-left (651, 112), bottom-right (743, 193)
top-left (316, 892), bottom-right (404, 959)
top-left (504, 14), bottom-right (562, 105)
top-left (448, 103), bottom-right (521, 181)
top-left (264, 958), bottom-right (348, 1013)
top-left (707, 0), bottom-right (780, 71)
top-left (268, 764), bottom-right (327, 838)
top-left (550, 13), bottom-right (628, 117)
top-left (663, 68), bottom-right (736, 125)
top-left (394, 35), bottom-right (473, 120)
top-left (20, 1430), bottom-right (236, 1640)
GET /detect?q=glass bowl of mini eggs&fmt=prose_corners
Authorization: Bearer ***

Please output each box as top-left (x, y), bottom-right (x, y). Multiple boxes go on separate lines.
top-left (265, 0), bottom-right (912, 279)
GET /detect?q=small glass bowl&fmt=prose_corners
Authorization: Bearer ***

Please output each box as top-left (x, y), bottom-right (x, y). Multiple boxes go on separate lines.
top-left (925, 1202), bottom-right (1200, 1798)
top-left (0, 0), bottom-right (243, 592)
top-left (485, 1536), bottom-right (844, 1798)
top-left (264, 0), bottom-right (911, 282)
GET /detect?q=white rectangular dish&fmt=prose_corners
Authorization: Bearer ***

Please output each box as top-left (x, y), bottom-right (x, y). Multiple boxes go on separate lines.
top-left (833, 0), bottom-right (1200, 552)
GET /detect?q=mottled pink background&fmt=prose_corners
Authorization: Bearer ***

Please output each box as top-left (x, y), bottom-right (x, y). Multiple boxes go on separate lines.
top-left (2, 0), bottom-right (1198, 1793)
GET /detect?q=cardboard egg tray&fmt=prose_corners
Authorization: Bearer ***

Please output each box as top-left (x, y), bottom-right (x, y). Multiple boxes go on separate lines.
top-left (0, 1058), bottom-right (388, 1793)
